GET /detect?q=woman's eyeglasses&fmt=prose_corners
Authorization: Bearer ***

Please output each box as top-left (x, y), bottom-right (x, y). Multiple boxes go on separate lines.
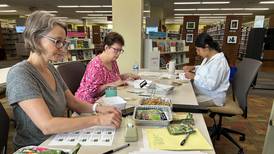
top-left (110, 47), bottom-right (124, 54)
top-left (41, 35), bottom-right (70, 49)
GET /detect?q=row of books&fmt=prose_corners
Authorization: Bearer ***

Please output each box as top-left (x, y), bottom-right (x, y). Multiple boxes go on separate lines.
top-left (152, 40), bottom-right (188, 53)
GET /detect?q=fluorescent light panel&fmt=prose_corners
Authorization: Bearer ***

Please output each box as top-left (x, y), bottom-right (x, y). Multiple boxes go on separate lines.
top-left (175, 13), bottom-right (253, 16)
top-left (259, 1), bottom-right (274, 4)
top-left (46, 11), bottom-right (58, 13)
top-left (202, 1), bottom-right (230, 4)
top-left (58, 5), bottom-right (112, 8)
top-left (174, 8), bottom-right (269, 11)
top-left (87, 14), bottom-right (112, 16)
top-left (174, 1), bottom-right (230, 5)
top-left (0, 10), bottom-right (17, 13)
top-left (76, 11), bottom-right (112, 13)
top-left (0, 4), bottom-right (9, 7)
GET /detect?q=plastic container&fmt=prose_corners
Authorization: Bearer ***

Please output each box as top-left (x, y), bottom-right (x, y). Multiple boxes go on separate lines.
top-left (133, 105), bottom-right (173, 126)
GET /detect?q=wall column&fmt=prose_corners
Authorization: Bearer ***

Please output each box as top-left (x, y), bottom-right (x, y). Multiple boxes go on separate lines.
top-left (112, 0), bottom-right (143, 73)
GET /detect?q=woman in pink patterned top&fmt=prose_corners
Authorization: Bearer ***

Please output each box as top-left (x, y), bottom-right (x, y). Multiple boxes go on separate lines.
top-left (75, 32), bottom-right (139, 103)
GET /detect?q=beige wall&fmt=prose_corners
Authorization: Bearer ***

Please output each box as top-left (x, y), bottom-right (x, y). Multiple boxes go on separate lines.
top-left (112, 0), bottom-right (143, 73)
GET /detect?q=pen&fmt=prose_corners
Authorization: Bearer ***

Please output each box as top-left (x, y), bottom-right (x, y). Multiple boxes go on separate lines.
top-left (102, 143), bottom-right (130, 154)
top-left (180, 133), bottom-right (191, 146)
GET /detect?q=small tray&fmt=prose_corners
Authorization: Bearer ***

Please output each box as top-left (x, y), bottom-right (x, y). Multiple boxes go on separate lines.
top-left (133, 105), bottom-right (173, 126)
top-left (140, 97), bottom-right (172, 107)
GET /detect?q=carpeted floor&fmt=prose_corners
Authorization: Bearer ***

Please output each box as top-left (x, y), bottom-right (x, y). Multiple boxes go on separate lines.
top-left (1, 60), bottom-right (274, 154)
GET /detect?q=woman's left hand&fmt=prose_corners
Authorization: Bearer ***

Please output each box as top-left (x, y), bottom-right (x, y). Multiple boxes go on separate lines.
top-left (96, 105), bottom-right (121, 115)
top-left (184, 72), bottom-right (195, 80)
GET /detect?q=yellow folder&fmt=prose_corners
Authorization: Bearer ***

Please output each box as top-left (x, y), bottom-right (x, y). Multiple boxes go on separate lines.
top-left (145, 128), bottom-right (213, 151)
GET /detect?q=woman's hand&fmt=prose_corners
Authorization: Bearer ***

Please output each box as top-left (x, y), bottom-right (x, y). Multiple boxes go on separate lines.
top-left (97, 111), bottom-right (122, 128)
top-left (108, 79), bottom-right (127, 87)
top-left (121, 73), bottom-right (140, 80)
top-left (184, 72), bottom-right (195, 80)
top-left (96, 105), bottom-right (121, 115)
top-left (183, 66), bottom-right (195, 72)
top-left (125, 73), bottom-right (140, 80)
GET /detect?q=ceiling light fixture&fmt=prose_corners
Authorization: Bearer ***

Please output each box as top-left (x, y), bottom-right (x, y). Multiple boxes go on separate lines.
top-left (0, 10), bottom-right (17, 13)
top-left (88, 14), bottom-right (112, 16)
top-left (174, 1), bottom-right (230, 5)
top-left (244, 8), bottom-right (269, 10)
top-left (144, 10), bottom-right (150, 13)
top-left (259, 1), bottom-right (274, 4)
top-left (196, 8), bottom-right (219, 11)
top-left (174, 13), bottom-right (253, 16)
top-left (76, 11), bottom-right (112, 13)
top-left (0, 4), bottom-right (9, 7)
top-left (201, 1), bottom-right (230, 4)
top-left (174, 8), bottom-right (269, 11)
top-left (79, 5), bottom-right (101, 8)
top-left (46, 11), bottom-right (58, 13)
top-left (58, 5), bottom-right (112, 8)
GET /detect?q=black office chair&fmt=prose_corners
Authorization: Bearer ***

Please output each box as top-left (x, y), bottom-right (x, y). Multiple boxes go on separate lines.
top-left (0, 102), bottom-right (9, 154)
top-left (208, 58), bottom-right (262, 154)
top-left (57, 61), bottom-right (86, 116)
top-left (57, 61), bottom-right (86, 94)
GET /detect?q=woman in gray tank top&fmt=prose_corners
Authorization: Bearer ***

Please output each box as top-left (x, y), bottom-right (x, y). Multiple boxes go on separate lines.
top-left (6, 11), bottom-right (122, 150)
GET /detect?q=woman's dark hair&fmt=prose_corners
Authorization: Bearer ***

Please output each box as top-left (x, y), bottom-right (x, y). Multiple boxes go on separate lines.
top-left (103, 32), bottom-right (124, 47)
top-left (195, 32), bottom-right (222, 53)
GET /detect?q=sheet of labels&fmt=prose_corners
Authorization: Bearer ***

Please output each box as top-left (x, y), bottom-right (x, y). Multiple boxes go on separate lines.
top-left (49, 126), bottom-right (115, 146)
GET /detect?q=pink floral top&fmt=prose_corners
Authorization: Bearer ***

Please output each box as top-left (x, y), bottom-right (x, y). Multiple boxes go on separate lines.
top-left (75, 56), bottom-right (121, 103)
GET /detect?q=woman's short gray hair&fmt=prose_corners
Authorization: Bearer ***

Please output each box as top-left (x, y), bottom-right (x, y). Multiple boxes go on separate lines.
top-left (23, 11), bottom-right (67, 54)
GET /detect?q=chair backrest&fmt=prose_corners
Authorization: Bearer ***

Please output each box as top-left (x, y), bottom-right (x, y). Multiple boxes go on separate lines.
top-left (0, 102), bottom-right (9, 154)
top-left (57, 61), bottom-right (86, 94)
top-left (232, 58), bottom-right (262, 118)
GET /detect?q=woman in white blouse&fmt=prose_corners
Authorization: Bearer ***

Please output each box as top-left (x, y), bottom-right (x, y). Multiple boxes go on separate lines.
top-left (183, 33), bottom-right (230, 107)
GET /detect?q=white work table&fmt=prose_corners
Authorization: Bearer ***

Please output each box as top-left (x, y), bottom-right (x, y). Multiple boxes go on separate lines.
top-left (41, 71), bottom-right (215, 154)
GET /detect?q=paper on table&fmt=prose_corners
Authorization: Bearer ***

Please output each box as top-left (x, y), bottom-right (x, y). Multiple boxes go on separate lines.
top-left (49, 126), bottom-right (115, 146)
top-left (129, 149), bottom-right (206, 154)
top-left (145, 128), bottom-right (213, 151)
top-left (102, 96), bottom-right (127, 110)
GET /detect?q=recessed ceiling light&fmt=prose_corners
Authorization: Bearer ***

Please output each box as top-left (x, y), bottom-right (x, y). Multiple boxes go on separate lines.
top-left (0, 4), bottom-right (9, 7)
top-left (88, 14), bottom-right (112, 16)
top-left (79, 5), bottom-right (101, 8)
top-left (76, 11), bottom-right (112, 13)
top-left (144, 10), bottom-right (150, 13)
top-left (196, 8), bottom-right (219, 11)
top-left (220, 8), bottom-right (244, 10)
top-left (201, 1), bottom-right (230, 4)
top-left (244, 8), bottom-right (269, 10)
top-left (0, 10), bottom-right (17, 13)
top-left (174, 13), bottom-right (253, 16)
top-left (174, 1), bottom-right (230, 5)
top-left (58, 5), bottom-right (112, 8)
top-left (259, 1), bottom-right (274, 4)
top-left (174, 8), bottom-right (269, 11)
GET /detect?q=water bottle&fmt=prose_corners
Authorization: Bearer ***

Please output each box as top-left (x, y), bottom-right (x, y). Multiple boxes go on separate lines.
top-left (132, 63), bottom-right (139, 74)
